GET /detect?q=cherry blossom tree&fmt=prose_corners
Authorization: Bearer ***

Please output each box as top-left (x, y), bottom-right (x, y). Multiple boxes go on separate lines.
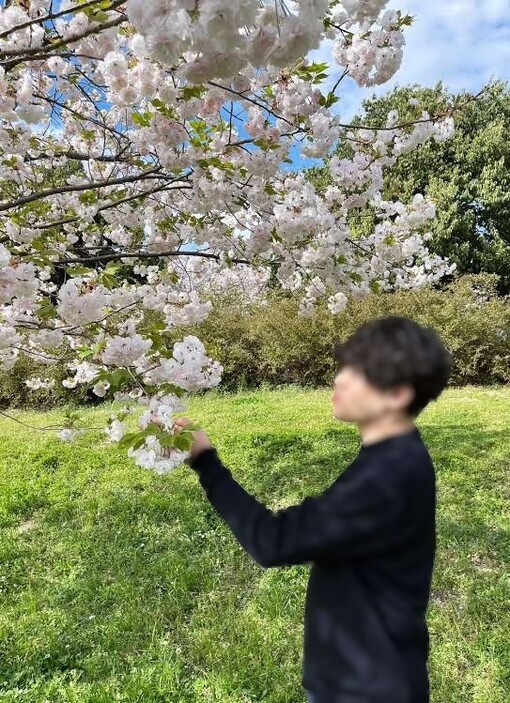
top-left (0, 0), bottom-right (457, 472)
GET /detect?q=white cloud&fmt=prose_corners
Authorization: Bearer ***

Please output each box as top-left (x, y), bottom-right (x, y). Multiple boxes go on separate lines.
top-left (310, 0), bottom-right (510, 120)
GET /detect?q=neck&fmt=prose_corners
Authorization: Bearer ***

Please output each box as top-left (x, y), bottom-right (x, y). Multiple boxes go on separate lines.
top-left (358, 414), bottom-right (416, 447)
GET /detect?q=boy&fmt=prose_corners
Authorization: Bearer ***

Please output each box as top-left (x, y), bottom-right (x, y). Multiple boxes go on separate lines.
top-left (172, 316), bottom-right (452, 703)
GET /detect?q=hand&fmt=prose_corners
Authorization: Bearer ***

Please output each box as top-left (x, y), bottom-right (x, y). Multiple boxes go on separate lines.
top-left (161, 417), bottom-right (212, 461)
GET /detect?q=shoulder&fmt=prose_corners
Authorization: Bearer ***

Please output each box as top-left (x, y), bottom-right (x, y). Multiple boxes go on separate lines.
top-left (364, 439), bottom-right (435, 498)
top-left (389, 441), bottom-right (436, 529)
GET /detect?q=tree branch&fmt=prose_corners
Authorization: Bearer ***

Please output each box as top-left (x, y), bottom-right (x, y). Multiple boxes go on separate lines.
top-left (0, 166), bottom-right (193, 213)
top-left (208, 81), bottom-right (293, 126)
top-left (24, 149), bottom-right (138, 164)
top-left (1, 13), bottom-right (126, 70)
top-left (25, 179), bottom-right (191, 231)
top-left (0, 0), bottom-right (124, 41)
top-left (58, 249), bottom-right (252, 266)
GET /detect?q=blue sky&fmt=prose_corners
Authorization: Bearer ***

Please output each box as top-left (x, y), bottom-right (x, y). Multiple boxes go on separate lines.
top-left (309, 0), bottom-right (510, 120)
top-left (36, 0), bottom-right (510, 175)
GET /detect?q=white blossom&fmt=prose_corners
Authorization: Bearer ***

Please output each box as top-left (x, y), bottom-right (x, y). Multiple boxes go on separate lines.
top-left (0, 0), bottom-right (457, 472)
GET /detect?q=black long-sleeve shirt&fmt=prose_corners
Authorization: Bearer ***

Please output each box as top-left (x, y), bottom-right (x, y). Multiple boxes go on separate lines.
top-left (188, 426), bottom-right (436, 703)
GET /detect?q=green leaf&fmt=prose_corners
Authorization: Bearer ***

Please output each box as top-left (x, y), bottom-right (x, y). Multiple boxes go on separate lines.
top-left (399, 12), bottom-right (415, 27)
top-left (100, 274), bottom-right (116, 289)
top-left (296, 61), bottom-right (330, 84)
top-left (77, 347), bottom-right (95, 359)
top-left (159, 433), bottom-right (176, 449)
top-left (319, 92), bottom-right (340, 109)
top-left (77, 340), bottom-right (107, 360)
top-left (173, 432), bottom-right (192, 451)
top-left (158, 383), bottom-right (187, 398)
top-left (150, 98), bottom-right (176, 118)
top-left (98, 0), bottom-right (114, 8)
top-left (3, 156), bottom-right (20, 169)
top-left (85, 8), bottom-right (110, 21)
top-left (105, 261), bottom-right (122, 273)
top-left (81, 129), bottom-right (96, 142)
top-left (98, 262), bottom-right (122, 288)
top-left (196, 156), bottom-right (235, 172)
top-left (253, 139), bottom-right (280, 152)
top-left (118, 432), bottom-right (143, 450)
top-left (105, 369), bottom-right (132, 393)
top-left (78, 191), bottom-right (98, 205)
top-left (180, 85), bottom-right (207, 101)
top-left (147, 333), bottom-right (164, 353)
top-left (132, 436), bottom-right (147, 450)
top-left (9, 213), bottom-right (25, 226)
top-left (348, 272), bottom-right (363, 283)
top-left (37, 297), bottom-right (57, 320)
top-left (132, 112), bottom-right (151, 127)
top-left (68, 266), bottom-right (95, 276)
top-left (143, 423), bottom-right (160, 438)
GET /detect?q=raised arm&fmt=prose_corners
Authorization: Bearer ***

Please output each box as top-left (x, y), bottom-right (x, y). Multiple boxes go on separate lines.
top-left (188, 446), bottom-right (409, 568)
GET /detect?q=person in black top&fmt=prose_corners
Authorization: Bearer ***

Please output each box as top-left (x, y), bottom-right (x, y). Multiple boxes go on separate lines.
top-left (169, 316), bottom-right (453, 703)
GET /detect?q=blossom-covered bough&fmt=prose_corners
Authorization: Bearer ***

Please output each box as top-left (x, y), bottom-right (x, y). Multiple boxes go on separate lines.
top-left (0, 0), bottom-right (458, 472)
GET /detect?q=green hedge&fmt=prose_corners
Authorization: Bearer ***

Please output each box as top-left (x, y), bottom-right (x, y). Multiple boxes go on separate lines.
top-left (180, 272), bottom-right (510, 391)
top-left (1, 273), bottom-right (508, 408)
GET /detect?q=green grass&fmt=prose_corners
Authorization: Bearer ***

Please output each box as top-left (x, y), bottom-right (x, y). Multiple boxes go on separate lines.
top-left (0, 385), bottom-right (509, 703)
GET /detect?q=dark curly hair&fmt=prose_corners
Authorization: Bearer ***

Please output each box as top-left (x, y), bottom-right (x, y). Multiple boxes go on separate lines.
top-left (333, 316), bottom-right (453, 417)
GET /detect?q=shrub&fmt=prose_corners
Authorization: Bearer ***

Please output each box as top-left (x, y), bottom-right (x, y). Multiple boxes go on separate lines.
top-left (184, 273), bottom-right (510, 389)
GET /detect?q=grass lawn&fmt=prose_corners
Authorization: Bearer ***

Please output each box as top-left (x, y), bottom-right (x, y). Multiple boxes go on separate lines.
top-left (0, 385), bottom-right (509, 703)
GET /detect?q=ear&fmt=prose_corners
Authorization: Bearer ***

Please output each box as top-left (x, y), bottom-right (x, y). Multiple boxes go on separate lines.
top-left (402, 384), bottom-right (415, 411)
top-left (390, 384), bottom-right (415, 410)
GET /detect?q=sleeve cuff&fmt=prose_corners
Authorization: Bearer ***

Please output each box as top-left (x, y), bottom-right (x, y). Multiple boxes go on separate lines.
top-left (188, 445), bottom-right (230, 485)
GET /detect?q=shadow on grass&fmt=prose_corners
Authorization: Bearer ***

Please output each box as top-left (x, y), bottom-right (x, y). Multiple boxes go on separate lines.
top-left (437, 516), bottom-right (509, 566)
top-left (421, 422), bottom-right (510, 454)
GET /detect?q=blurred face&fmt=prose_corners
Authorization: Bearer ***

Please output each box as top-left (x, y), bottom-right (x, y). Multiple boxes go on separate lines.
top-left (331, 365), bottom-right (415, 424)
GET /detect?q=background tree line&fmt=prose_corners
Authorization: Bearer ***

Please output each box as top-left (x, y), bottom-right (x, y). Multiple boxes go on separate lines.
top-left (309, 80), bottom-right (510, 295)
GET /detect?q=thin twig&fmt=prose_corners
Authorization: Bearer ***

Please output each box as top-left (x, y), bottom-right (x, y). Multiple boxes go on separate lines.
top-left (0, 409), bottom-right (104, 432)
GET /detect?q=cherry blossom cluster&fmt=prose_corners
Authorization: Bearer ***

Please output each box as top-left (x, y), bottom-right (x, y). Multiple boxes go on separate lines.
top-left (0, 0), bottom-right (459, 472)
